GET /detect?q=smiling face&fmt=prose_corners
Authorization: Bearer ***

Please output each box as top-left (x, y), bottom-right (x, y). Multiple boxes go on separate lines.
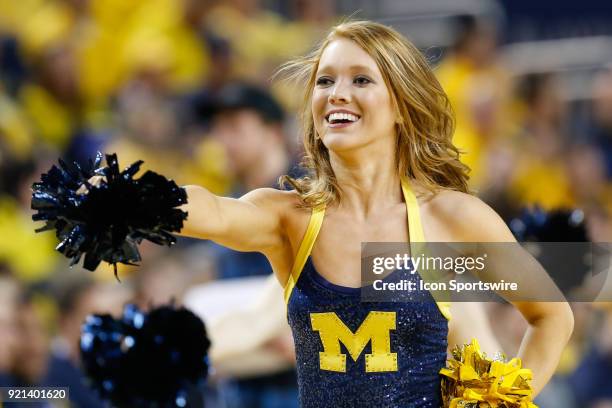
top-left (277, 21), bottom-right (469, 207)
top-left (311, 37), bottom-right (397, 152)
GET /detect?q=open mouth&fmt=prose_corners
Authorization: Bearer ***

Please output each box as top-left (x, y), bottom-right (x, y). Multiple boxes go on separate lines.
top-left (325, 112), bottom-right (361, 125)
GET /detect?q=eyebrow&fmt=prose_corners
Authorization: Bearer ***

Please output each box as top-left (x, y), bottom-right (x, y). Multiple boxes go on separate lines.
top-left (316, 64), bottom-right (377, 76)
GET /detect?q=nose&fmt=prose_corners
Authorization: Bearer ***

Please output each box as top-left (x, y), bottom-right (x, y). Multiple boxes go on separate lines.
top-left (329, 80), bottom-right (351, 104)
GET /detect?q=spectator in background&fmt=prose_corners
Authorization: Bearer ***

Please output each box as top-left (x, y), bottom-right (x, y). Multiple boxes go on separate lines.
top-left (272, 0), bottom-right (336, 112)
top-left (41, 276), bottom-right (132, 408)
top-left (0, 274), bottom-right (20, 386)
top-left (19, 45), bottom-right (86, 151)
top-left (0, 88), bottom-right (36, 161)
top-left (290, 0), bottom-right (335, 27)
top-left (569, 247), bottom-right (612, 408)
top-left (204, 83), bottom-right (297, 279)
top-left (76, 0), bottom-right (212, 104)
top-left (203, 0), bottom-right (317, 83)
top-left (208, 84), bottom-right (294, 192)
top-left (9, 292), bottom-right (51, 408)
top-left (566, 144), bottom-right (611, 206)
top-left (201, 83), bottom-right (299, 408)
top-left (0, 155), bottom-right (59, 282)
top-left (586, 202), bottom-right (612, 243)
top-left (589, 67), bottom-right (612, 180)
top-left (476, 138), bottom-right (520, 221)
top-left (509, 73), bottom-right (574, 209)
top-left (436, 14), bottom-right (515, 188)
top-left (181, 0), bottom-right (235, 93)
top-left (132, 251), bottom-right (190, 310)
top-left (0, 35), bottom-right (27, 97)
top-left (105, 45), bottom-right (231, 197)
top-left (42, 278), bottom-right (104, 408)
top-left (578, 202), bottom-right (612, 403)
top-left (16, 41), bottom-right (111, 182)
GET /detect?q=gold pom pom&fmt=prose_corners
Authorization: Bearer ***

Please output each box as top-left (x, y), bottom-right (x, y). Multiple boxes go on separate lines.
top-left (440, 339), bottom-right (538, 408)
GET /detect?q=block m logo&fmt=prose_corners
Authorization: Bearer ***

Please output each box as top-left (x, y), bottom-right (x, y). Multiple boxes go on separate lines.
top-left (310, 311), bottom-right (397, 373)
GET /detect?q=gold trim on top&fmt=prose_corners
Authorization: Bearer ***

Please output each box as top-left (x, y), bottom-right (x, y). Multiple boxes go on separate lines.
top-left (284, 177), bottom-right (452, 320)
top-left (401, 176), bottom-right (451, 320)
top-left (284, 205), bottom-right (325, 303)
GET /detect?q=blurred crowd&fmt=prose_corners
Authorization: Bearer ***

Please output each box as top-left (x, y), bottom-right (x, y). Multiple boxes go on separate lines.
top-left (0, 0), bottom-right (611, 407)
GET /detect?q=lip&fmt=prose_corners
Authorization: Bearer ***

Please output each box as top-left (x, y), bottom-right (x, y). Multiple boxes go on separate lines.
top-left (328, 121), bottom-right (357, 129)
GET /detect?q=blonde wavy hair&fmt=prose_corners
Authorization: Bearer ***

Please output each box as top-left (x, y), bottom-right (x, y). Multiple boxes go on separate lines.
top-left (278, 20), bottom-right (470, 208)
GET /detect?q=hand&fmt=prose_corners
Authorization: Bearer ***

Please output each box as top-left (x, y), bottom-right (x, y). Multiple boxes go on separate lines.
top-left (76, 175), bottom-right (106, 195)
top-left (264, 332), bottom-right (296, 363)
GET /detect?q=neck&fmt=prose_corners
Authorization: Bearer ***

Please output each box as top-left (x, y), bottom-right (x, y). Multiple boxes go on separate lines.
top-left (241, 145), bottom-right (289, 190)
top-left (329, 143), bottom-right (402, 219)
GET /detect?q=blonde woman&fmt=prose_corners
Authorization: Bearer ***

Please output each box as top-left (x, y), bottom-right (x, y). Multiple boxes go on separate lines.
top-left (180, 21), bottom-right (573, 406)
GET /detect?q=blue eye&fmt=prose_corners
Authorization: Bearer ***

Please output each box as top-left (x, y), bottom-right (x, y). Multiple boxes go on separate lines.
top-left (354, 76), bottom-right (371, 85)
top-left (316, 77), bottom-right (333, 86)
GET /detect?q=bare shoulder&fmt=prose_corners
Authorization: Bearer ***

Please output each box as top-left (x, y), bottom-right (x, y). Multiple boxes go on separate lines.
top-left (238, 188), bottom-right (313, 279)
top-left (416, 186), bottom-right (515, 242)
top-left (422, 188), bottom-right (489, 218)
top-left (239, 188), bottom-right (301, 213)
top-left (410, 181), bottom-right (484, 215)
top-left (239, 188), bottom-right (311, 230)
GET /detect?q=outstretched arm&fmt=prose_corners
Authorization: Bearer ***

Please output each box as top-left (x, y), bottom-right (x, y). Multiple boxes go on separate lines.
top-left (81, 173), bottom-right (286, 254)
top-left (178, 185), bottom-right (288, 255)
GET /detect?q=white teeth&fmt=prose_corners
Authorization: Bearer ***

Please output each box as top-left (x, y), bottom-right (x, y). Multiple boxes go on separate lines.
top-left (327, 112), bottom-right (359, 122)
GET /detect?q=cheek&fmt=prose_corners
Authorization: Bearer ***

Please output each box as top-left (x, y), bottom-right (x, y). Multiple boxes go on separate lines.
top-left (311, 90), bottom-right (327, 119)
top-left (311, 92), bottom-right (327, 133)
top-left (362, 91), bottom-right (395, 126)
top-left (377, 93), bottom-right (395, 119)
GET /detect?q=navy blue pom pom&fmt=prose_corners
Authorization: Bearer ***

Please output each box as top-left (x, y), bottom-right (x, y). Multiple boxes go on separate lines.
top-left (31, 153), bottom-right (188, 279)
top-left (509, 207), bottom-right (590, 294)
top-left (80, 304), bottom-right (210, 408)
top-left (509, 206), bottom-right (587, 242)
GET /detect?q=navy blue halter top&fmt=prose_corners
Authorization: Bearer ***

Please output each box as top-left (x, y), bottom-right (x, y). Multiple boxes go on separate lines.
top-left (284, 178), bottom-right (450, 407)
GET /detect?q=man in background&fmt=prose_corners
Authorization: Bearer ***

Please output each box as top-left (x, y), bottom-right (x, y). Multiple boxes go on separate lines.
top-left (195, 83), bottom-right (299, 408)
